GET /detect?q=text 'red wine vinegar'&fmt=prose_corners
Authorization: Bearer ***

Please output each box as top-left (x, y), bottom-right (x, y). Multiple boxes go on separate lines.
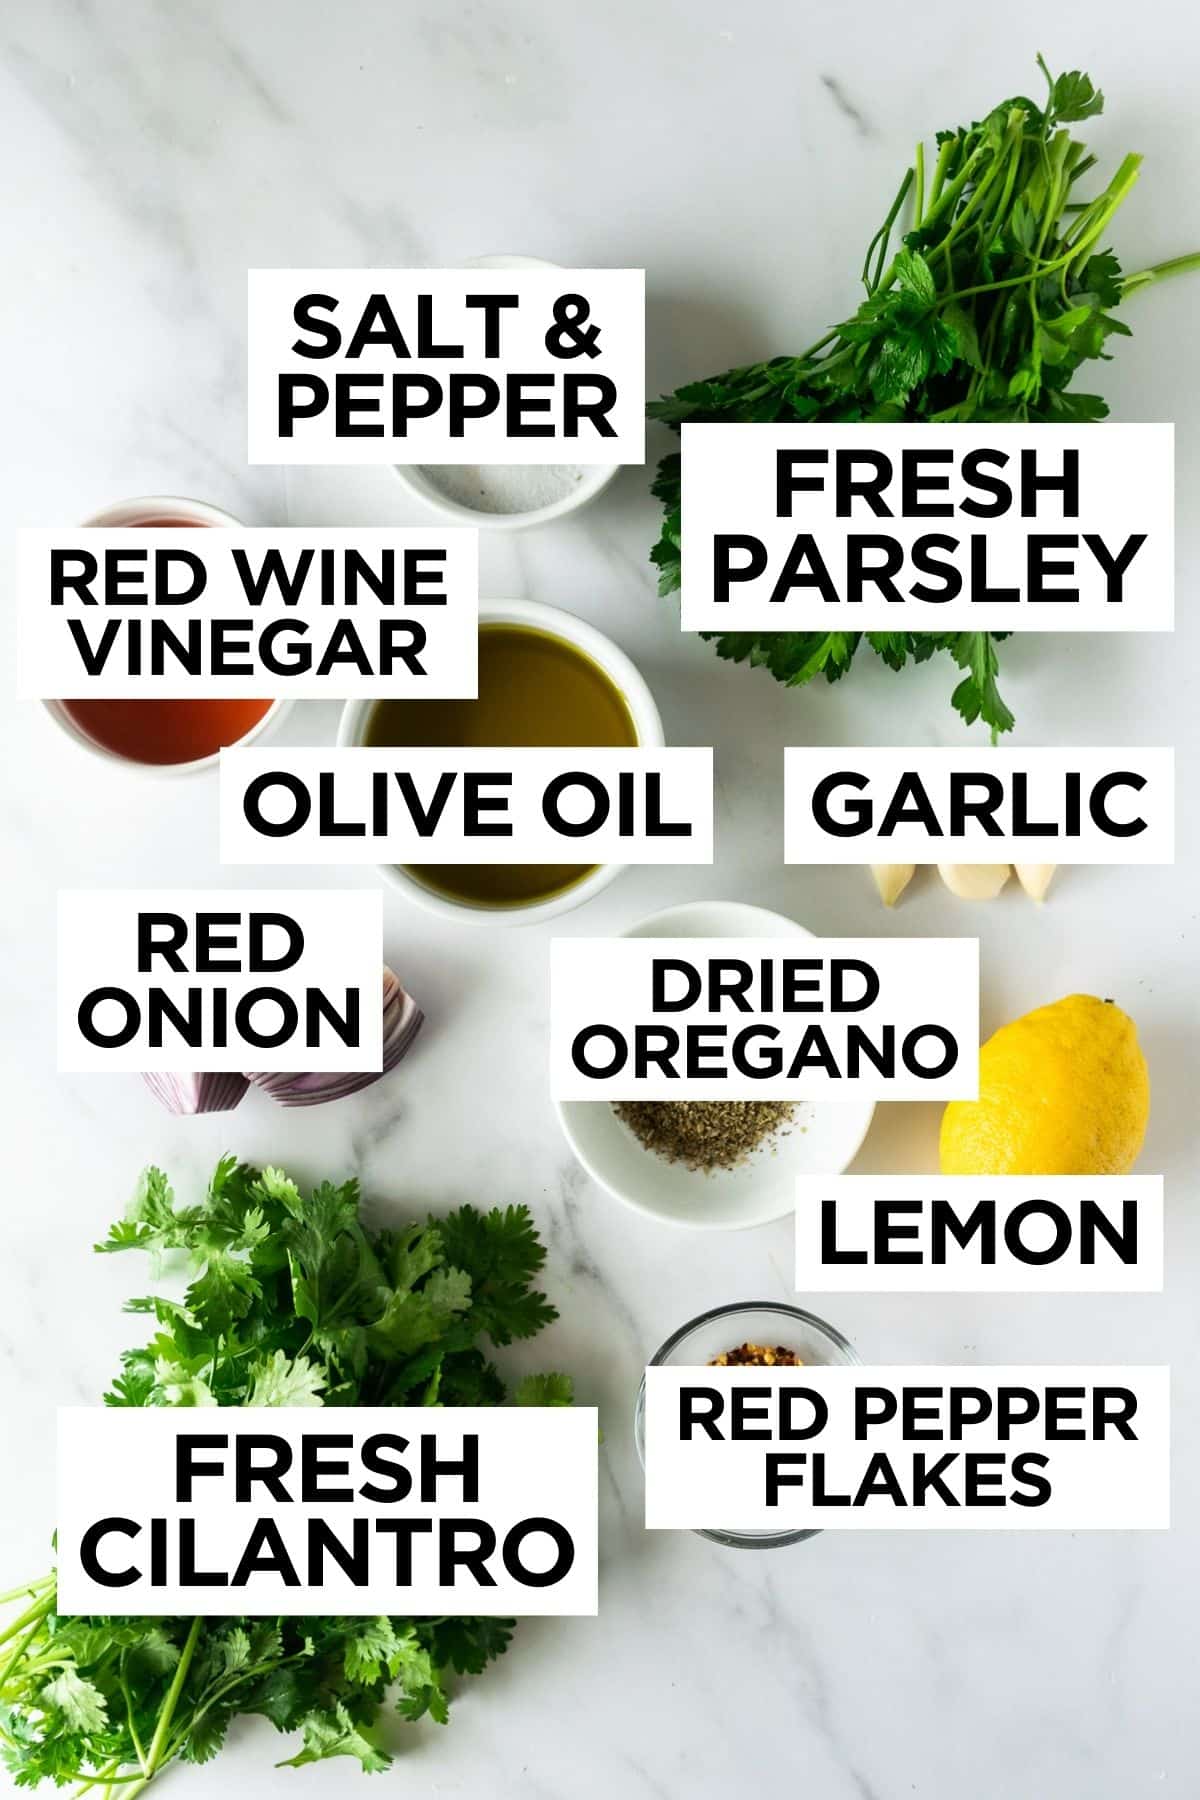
top-left (57, 516), bottom-right (273, 766)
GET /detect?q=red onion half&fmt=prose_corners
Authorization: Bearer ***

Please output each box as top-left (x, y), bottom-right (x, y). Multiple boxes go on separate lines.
top-left (245, 967), bottom-right (423, 1107)
top-left (142, 1072), bottom-right (250, 1115)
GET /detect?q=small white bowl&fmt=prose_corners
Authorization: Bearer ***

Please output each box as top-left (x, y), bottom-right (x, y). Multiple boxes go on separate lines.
top-left (81, 494), bottom-right (244, 530)
top-left (392, 461), bottom-right (619, 532)
top-left (40, 494), bottom-right (291, 777)
top-left (337, 596), bottom-right (664, 927)
top-left (392, 256), bottom-right (620, 531)
top-left (554, 901), bottom-right (877, 1229)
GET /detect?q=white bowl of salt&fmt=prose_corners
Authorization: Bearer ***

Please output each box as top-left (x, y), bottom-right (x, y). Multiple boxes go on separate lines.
top-left (392, 255), bottom-right (620, 531)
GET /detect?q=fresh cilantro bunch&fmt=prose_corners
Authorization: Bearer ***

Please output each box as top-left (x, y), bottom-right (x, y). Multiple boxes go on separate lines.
top-left (0, 1159), bottom-right (571, 1793)
top-left (649, 58), bottom-right (1200, 735)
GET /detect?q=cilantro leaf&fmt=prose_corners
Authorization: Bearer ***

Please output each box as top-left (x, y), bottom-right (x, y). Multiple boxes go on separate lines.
top-left (246, 1351), bottom-right (326, 1408)
top-left (514, 1372), bottom-right (574, 1407)
top-left (4, 1161), bottom-right (564, 1796)
top-left (178, 1707), bottom-right (232, 1765)
top-left (428, 1617), bottom-right (514, 1677)
top-left (277, 1706), bottom-right (391, 1774)
top-left (438, 1205), bottom-right (557, 1345)
top-left (40, 1670), bottom-right (108, 1735)
top-left (186, 1248), bottom-right (261, 1337)
top-left (340, 1618), bottom-right (404, 1685)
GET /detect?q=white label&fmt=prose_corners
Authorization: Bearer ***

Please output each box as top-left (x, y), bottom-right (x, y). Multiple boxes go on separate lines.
top-left (795, 1176), bottom-right (1164, 1292)
top-left (57, 890), bottom-right (383, 1073)
top-left (550, 936), bottom-right (978, 1100)
top-left (56, 1407), bottom-right (598, 1616)
top-left (248, 268), bottom-right (645, 465)
top-left (17, 528), bottom-right (479, 699)
top-left (784, 747), bottom-right (1175, 862)
top-left (681, 423), bottom-right (1173, 631)
top-left (219, 747), bottom-right (713, 865)
top-left (643, 1366), bottom-right (1169, 1530)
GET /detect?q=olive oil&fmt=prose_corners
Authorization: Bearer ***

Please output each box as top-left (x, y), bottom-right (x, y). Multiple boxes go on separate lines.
top-left (363, 623), bottom-right (638, 907)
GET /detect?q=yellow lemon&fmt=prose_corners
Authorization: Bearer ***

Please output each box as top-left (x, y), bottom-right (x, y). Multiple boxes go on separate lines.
top-left (939, 994), bottom-right (1149, 1176)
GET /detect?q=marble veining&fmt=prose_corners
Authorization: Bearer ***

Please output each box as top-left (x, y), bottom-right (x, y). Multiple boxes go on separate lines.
top-left (2, 2), bottom-right (1198, 1795)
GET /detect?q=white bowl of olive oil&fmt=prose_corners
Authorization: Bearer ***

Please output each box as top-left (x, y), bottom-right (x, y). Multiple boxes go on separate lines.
top-left (337, 597), bottom-right (664, 926)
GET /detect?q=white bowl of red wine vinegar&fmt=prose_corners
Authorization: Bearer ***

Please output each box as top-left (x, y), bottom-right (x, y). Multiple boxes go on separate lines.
top-left (42, 494), bottom-right (290, 776)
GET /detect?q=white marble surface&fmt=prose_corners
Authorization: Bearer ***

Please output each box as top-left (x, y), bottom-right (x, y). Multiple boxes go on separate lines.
top-left (2, 2), bottom-right (1198, 1795)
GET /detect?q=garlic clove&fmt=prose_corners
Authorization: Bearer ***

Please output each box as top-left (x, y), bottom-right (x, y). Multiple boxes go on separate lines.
top-left (1014, 863), bottom-right (1057, 903)
top-left (870, 863), bottom-right (916, 907)
top-left (937, 863), bottom-right (1011, 900)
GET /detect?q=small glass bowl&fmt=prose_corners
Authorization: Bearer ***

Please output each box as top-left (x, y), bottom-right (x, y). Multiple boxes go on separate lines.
top-left (634, 1300), bottom-right (860, 1550)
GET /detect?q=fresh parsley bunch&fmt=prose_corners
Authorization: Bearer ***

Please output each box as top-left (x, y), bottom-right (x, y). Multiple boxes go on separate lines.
top-left (0, 1159), bottom-right (571, 1793)
top-left (649, 58), bottom-right (1199, 734)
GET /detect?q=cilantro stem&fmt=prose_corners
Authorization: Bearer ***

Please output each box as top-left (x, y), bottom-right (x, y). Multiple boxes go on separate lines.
top-left (71, 1772), bottom-right (148, 1792)
top-left (0, 1588), bottom-right (55, 1644)
top-left (0, 1614), bottom-right (51, 1687)
top-left (0, 1575), bottom-right (54, 1608)
top-left (143, 1616), bottom-right (203, 1780)
top-left (156, 1642), bottom-right (312, 1763)
top-left (71, 1759), bottom-right (121, 1799)
top-left (119, 1679), bottom-right (150, 1777)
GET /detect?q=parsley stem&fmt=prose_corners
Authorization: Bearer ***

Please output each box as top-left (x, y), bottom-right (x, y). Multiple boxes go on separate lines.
top-left (861, 168), bottom-right (913, 293)
top-left (927, 136), bottom-right (955, 214)
top-left (1122, 251), bottom-right (1200, 294)
top-left (939, 129), bottom-right (1018, 262)
top-left (981, 137), bottom-right (1021, 246)
top-left (921, 143), bottom-right (986, 228)
top-left (796, 329), bottom-right (840, 362)
top-left (935, 225), bottom-right (1110, 307)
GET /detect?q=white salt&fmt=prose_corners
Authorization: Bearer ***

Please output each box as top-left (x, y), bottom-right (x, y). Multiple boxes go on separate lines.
top-left (416, 463), bottom-right (588, 515)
